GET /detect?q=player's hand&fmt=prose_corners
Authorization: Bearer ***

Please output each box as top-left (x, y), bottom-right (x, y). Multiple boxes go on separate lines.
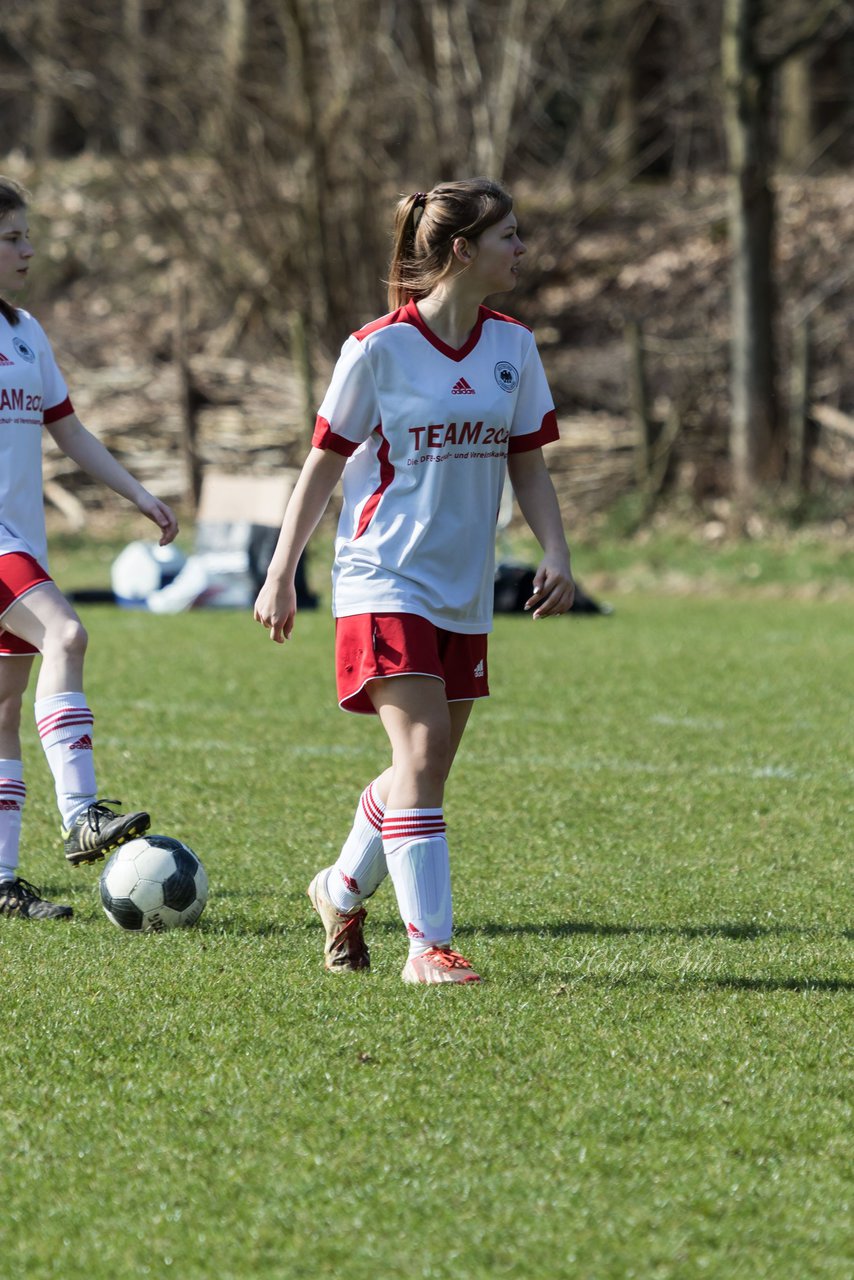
top-left (524, 556), bottom-right (575, 618)
top-left (253, 580), bottom-right (297, 644)
top-left (138, 493), bottom-right (179, 545)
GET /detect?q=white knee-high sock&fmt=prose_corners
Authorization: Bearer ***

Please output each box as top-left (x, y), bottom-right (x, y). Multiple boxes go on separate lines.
top-left (34, 693), bottom-right (97, 828)
top-left (382, 808), bottom-right (452, 958)
top-left (0, 760), bottom-right (25, 881)
top-left (327, 781), bottom-right (387, 912)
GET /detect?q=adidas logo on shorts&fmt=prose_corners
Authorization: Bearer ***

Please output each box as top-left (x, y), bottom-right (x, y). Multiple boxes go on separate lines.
top-left (473, 659), bottom-right (484, 678)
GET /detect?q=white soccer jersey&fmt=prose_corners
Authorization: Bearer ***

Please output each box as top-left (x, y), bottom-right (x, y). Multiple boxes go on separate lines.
top-left (0, 309), bottom-right (73, 570)
top-left (313, 299), bottom-right (559, 632)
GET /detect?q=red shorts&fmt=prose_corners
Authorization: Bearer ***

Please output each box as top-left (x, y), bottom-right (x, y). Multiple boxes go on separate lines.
top-left (0, 552), bottom-right (52, 657)
top-left (335, 612), bottom-right (489, 715)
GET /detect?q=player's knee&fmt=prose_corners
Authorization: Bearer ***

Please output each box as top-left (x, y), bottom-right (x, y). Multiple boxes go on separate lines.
top-left (46, 615), bottom-right (88, 662)
top-left (408, 727), bottom-right (453, 787)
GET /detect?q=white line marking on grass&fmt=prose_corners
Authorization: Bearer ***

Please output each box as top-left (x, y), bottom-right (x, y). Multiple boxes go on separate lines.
top-left (156, 733), bottom-right (838, 783)
top-left (99, 737), bottom-right (366, 761)
top-left (650, 714), bottom-right (726, 730)
top-left (103, 734), bottom-right (846, 785)
top-left (464, 750), bottom-right (831, 782)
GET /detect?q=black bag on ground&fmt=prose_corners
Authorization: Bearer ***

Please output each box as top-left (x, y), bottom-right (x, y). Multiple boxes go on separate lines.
top-left (493, 561), bottom-right (612, 615)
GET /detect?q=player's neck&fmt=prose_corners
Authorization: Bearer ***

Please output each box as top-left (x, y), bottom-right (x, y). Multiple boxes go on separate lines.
top-left (416, 286), bottom-right (483, 352)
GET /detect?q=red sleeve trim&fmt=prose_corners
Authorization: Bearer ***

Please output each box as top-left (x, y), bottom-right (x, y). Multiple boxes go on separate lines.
top-left (43, 396), bottom-right (74, 425)
top-left (353, 308), bottom-right (407, 341)
top-left (480, 306), bottom-right (532, 332)
top-left (508, 409), bottom-right (559, 454)
top-left (311, 415), bottom-right (362, 457)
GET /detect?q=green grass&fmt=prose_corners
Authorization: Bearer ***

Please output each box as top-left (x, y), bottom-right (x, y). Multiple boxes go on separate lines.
top-left (2, 592), bottom-right (852, 1279)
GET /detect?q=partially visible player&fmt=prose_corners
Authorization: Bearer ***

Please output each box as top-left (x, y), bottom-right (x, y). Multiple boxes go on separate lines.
top-left (0, 176), bottom-right (179, 920)
top-left (254, 178), bottom-right (574, 983)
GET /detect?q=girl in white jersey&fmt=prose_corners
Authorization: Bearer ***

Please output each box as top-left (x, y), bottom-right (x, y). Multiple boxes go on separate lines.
top-left (0, 177), bottom-right (179, 921)
top-left (254, 178), bottom-right (574, 983)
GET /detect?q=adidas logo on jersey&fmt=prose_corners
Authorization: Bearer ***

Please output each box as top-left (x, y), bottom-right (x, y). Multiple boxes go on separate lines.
top-left (0, 352), bottom-right (13, 366)
top-left (451, 377), bottom-right (476, 395)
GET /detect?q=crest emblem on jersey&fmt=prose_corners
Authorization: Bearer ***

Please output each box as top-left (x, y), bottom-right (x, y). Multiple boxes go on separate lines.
top-left (494, 361), bottom-right (519, 392)
top-left (13, 337), bottom-right (35, 364)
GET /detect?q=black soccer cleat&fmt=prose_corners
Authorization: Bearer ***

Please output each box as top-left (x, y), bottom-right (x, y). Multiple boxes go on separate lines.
top-left (63, 799), bottom-right (150, 867)
top-left (0, 877), bottom-right (73, 920)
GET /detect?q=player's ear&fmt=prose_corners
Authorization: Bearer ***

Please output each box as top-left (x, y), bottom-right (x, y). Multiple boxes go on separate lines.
top-left (452, 236), bottom-right (474, 263)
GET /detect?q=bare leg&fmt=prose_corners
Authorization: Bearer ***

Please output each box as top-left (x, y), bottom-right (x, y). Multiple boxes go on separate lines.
top-left (368, 676), bottom-right (473, 809)
top-left (0, 655), bottom-right (34, 760)
top-left (371, 696), bottom-right (473, 808)
top-left (3, 583), bottom-right (95, 830)
top-left (0, 656), bottom-right (33, 884)
top-left (2, 582), bottom-right (87, 697)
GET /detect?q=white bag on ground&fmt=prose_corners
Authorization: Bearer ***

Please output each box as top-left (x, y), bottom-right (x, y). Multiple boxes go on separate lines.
top-left (111, 542), bottom-right (187, 607)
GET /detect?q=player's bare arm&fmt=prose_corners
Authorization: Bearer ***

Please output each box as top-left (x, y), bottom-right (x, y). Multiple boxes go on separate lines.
top-left (507, 448), bottom-right (574, 618)
top-left (47, 413), bottom-right (178, 544)
top-left (254, 447), bottom-right (347, 643)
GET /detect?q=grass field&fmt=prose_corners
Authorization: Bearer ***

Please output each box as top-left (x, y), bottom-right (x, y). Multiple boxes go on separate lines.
top-left (2, 579), bottom-right (852, 1278)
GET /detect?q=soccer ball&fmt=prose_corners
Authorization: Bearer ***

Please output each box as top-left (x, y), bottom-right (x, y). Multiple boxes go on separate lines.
top-left (99, 834), bottom-right (208, 932)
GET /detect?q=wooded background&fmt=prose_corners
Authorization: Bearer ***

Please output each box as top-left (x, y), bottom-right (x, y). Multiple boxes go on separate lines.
top-left (1, 0), bottom-right (852, 523)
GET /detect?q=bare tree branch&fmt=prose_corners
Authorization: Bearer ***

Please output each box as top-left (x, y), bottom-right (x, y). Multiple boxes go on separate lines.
top-left (757, 0), bottom-right (853, 70)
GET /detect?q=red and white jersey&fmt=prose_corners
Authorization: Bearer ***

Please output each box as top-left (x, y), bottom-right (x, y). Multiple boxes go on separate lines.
top-left (0, 309), bottom-right (73, 570)
top-left (313, 299), bottom-right (559, 633)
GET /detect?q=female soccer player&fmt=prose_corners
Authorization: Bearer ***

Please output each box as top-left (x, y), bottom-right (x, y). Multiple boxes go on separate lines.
top-left (0, 177), bottom-right (179, 920)
top-left (254, 178), bottom-right (574, 983)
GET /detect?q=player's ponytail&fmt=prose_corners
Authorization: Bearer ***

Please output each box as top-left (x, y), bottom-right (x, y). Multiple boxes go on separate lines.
top-left (387, 192), bottom-right (429, 310)
top-left (0, 177), bottom-right (28, 327)
top-left (386, 178), bottom-right (513, 310)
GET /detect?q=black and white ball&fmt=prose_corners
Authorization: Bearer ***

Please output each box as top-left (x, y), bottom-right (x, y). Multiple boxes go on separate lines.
top-left (99, 835), bottom-right (208, 932)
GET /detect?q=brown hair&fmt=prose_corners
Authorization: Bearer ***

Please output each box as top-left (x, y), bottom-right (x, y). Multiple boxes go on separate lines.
top-left (387, 178), bottom-right (513, 310)
top-left (0, 177), bottom-right (29, 326)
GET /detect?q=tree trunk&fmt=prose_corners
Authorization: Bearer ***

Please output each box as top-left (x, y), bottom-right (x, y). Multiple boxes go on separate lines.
top-left (173, 278), bottom-right (202, 512)
top-left (625, 320), bottom-right (654, 485)
top-left (787, 314), bottom-right (814, 492)
top-left (119, 0), bottom-right (145, 158)
top-left (721, 0), bottom-right (781, 503)
top-left (220, 0), bottom-right (248, 138)
top-left (31, 0), bottom-right (61, 162)
top-left (429, 2), bottom-right (464, 175)
top-left (779, 53), bottom-right (812, 170)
